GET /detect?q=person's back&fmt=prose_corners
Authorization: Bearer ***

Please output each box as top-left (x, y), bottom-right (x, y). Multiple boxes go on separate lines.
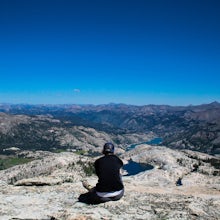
top-left (80, 142), bottom-right (124, 204)
top-left (95, 154), bottom-right (124, 192)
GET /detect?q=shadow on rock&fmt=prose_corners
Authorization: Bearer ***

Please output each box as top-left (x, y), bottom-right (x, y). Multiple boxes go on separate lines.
top-left (78, 192), bottom-right (93, 205)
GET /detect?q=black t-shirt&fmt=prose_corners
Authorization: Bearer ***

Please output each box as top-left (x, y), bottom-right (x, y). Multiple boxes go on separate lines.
top-left (95, 154), bottom-right (124, 192)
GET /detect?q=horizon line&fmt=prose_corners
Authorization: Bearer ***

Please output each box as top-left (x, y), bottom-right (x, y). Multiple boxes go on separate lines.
top-left (0, 101), bottom-right (219, 108)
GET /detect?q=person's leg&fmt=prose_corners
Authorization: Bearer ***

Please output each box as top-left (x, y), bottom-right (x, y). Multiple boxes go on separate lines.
top-left (78, 189), bottom-right (103, 204)
top-left (92, 188), bottom-right (125, 203)
top-left (109, 188), bottom-right (124, 201)
top-left (89, 190), bottom-right (107, 204)
top-left (81, 181), bottom-right (124, 204)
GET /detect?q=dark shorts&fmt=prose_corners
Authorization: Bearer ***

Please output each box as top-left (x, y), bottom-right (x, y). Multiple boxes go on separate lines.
top-left (78, 188), bottom-right (124, 205)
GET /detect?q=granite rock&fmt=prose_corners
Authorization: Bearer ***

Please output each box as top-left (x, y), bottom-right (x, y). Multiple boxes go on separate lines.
top-left (0, 146), bottom-right (220, 220)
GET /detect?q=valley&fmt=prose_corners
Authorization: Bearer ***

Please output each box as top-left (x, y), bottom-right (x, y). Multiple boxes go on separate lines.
top-left (0, 102), bottom-right (220, 155)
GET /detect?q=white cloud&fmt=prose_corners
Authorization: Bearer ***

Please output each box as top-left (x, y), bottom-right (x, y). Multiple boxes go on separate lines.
top-left (73, 89), bottom-right (81, 93)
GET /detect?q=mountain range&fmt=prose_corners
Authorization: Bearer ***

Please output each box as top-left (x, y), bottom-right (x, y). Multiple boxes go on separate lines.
top-left (0, 102), bottom-right (220, 155)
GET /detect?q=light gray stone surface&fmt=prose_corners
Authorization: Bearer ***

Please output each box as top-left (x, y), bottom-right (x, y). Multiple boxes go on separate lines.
top-left (0, 146), bottom-right (220, 220)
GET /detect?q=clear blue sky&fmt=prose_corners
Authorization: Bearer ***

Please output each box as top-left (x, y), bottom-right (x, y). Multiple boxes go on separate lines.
top-left (0, 0), bottom-right (219, 106)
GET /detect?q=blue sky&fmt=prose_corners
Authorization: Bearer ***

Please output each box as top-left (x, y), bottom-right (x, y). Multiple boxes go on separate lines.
top-left (0, 0), bottom-right (219, 106)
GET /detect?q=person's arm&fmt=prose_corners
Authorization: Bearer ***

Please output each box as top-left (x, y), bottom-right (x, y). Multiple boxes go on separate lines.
top-left (118, 158), bottom-right (124, 175)
top-left (94, 160), bottom-right (99, 176)
top-left (119, 158), bottom-right (123, 167)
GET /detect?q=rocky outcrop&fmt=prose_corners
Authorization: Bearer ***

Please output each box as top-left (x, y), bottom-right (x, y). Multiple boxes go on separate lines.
top-left (0, 146), bottom-right (220, 220)
top-left (123, 144), bottom-right (220, 181)
top-left (0, 152), bottom-right (94, 185)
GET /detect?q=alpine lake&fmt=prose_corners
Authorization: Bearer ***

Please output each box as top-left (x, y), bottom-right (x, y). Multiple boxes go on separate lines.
top-left (123, 137), bottom-right (162, 176)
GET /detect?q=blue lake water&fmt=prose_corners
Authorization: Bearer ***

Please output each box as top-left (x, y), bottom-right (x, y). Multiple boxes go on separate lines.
top-left (126, 137), bottom-right (163, 151)
top-left (123, 137), bottom-right (161, 175)
top-left (123, 160), bottom-right (154, 176)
